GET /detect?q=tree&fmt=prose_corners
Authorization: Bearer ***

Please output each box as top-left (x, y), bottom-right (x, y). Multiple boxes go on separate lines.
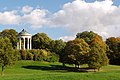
top-left (0, 29), bottom-right (18, 49)
top-left (49, 39), bottom-right (66, 64)
top-left (76, 31), bottom-right (108, 70)
top-left (63, 39), bottom-right (90, 68)
top-left (76, 31), bottom-right (97, 44)
top-left (0, 37), bottom-right (18, 76)
top-left (49, 39), bottom-right (66, 54)
top-left (88, 37), bottom-right (108, 70)
top-left (106, 37), bottom-right (120, 65)
top-left (32, 33), bottom-right (52, 49)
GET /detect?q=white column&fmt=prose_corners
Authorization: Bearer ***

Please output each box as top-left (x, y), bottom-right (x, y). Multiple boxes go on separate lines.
top-left (17, 42), bottom-right (19, 49)
top-left (17, 38), bottom-right (19, 49)
top-left (23, 37), bottom-right (25, 50)
top-left (20, 38), bottom-right (21, 50)
top-left (30, 38), bottom-right (32, 50)
top-left (27, 38), bottom-right (29, 49)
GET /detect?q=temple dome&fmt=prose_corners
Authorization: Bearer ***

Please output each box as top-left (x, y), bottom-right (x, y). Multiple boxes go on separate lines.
top-left (17, 29), bottom-right (32, 50)
top-left (18, 29), bottom-right (32, 36)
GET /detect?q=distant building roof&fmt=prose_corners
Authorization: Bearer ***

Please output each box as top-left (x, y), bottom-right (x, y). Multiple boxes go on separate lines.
top-left (18, 29), bottom-right (32, 36)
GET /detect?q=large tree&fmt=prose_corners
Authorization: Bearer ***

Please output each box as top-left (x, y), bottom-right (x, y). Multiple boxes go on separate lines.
top-left (49, 39), bottom-right (66, 55)
top-left (0, 29), bottom-right (18, 49)
top-left (0, 37), bottom-right (18, 76)
top-left (63, 39), bottom-right (90, 68)
top-left (106, 37), bottom-right (120, 65)
top-left (32, 33), bottom-right (52, 49)
top-left (49, 39), bottom-right (66, 64)
top-left (76, 31), bottom-right (108, 70)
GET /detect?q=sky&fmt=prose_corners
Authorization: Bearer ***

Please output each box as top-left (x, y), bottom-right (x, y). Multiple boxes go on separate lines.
top-left (0, 0), bottom-right (120, 41)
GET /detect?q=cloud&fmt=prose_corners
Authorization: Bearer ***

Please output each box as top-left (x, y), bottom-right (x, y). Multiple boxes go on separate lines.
top-left (50, 0), bottom-right (120, 39)
top-left (0, 6), bottom-right (48, 28)
top-left (0, 11), bottom-right (21, 25)
top-left (21, 5), bottom-right (33, 14)
top-left (21, 9), bottom-right (48, 28)
top-left (59, 35), bottom-right (75, 42)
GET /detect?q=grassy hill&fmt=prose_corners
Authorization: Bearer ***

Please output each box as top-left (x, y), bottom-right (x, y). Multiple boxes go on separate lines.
top-left (0, 60), bottom-right (120, 80)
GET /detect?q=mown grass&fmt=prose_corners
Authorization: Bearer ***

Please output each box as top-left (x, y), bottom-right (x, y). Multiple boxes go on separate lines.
top-left (0, 60), bottom-right (120, 80)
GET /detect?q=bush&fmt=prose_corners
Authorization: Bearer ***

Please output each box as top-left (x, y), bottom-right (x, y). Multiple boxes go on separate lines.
top-left (32, 49), bottom-right (46, 61)
top-left (20, 50), bottom-right (27, 60)
top-left (26, 51), bottom-right (33, 60)
top-left (46, 52), bottom-right (59, 62)
top-left (19, 49), bottom-right (59, 62)
top-left (29, 49), bottom-right (38, 54)
top-left (33, 53), bottom-right (44, 61)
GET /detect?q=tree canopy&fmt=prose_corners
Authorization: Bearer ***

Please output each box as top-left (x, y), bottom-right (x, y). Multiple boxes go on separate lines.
top-left (76, 31), bottom-right (108, 70)
top-left (50, 39), bottom-right (66, 55)
top-left (0, 37), bottom-right (18, 76)
top-left (0, 29), bottom-right (18, 49)
top-left (63, 39), bottom-right (90, 67)
top-left (32, 33), bottom-right (52, 49)
top-left (106, 37), bottom-right (120, 65)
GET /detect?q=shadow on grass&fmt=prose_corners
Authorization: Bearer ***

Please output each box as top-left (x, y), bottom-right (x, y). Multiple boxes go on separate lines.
top-left (22, 65), bottom-right (92, 73)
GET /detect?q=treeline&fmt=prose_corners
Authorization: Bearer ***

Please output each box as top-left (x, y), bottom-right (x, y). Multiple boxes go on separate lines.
top-left (0, 29), bottom-right (120, 70)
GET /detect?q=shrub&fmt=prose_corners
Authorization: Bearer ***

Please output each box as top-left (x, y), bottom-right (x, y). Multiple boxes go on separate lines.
top-left (20, 50), bottom-right (27, 60)
top-left (33, 53), bottom-right (44, 61)
top-left (46, 52), bottom-right (59, 62)
top-left (26, 51), bottom-right (33, 60)
top-left (29, 49), bottom-right (38, 54)
top-left (32, 49), bottom-right (45, 61)
top-left (19, 49), bottom-right (59, 62)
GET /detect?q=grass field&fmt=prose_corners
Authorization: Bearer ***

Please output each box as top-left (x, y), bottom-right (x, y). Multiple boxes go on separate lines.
top-left (0, 60), bottom-right (120, 80)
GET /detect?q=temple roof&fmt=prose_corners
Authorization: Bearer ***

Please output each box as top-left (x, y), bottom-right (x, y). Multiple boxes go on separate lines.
top-left (18, 29), bottom-right (32, 36)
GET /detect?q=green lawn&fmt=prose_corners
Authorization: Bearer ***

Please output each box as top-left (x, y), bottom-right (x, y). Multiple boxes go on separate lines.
top-left (0, 60), bottom-right (120, 80)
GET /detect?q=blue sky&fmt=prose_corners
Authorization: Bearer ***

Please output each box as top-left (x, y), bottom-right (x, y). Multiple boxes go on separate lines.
top-left (0, 0), bottom-right (72, 12)
top-left (0, 0), bottom-right (120, 41)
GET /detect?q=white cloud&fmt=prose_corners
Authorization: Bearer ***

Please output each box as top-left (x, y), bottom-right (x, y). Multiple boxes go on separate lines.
top-left (0, 6), bottom-right (48, 28)
top-left (50, 0), bottom-right (120, 39)
top-left (22, 9), bottom-right (48, 28)
top-left (0, 11), bottom-right (21, 25)
top-left (59, 35), bottom-right (75, 42)
top-left (21, 5), bottom-right (33, 14)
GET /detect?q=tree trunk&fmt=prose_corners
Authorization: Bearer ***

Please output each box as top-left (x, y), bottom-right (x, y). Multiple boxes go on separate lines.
top-left (62, 62), bottom-right (65, 67)
top-left (78, 65), bottom-right (81, 68)
top-left (98, 67), bottom-right (100, 71)
top-left (94, 68), bottom-right (96, 72)
top-left (1, 66), bottom-right (4, 76)
top-left (75, 65), bottom-right (77, 68)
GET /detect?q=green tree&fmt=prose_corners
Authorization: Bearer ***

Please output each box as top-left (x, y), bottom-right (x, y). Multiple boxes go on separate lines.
top-left (0, 29), bottom-right (18, 49)
top-left (49, 39), bottom-right (66, 64)
top-left (76, 31), bottom-right (97, 44)
top-left (76, 31), bottom-right (108, 70)
top-left (88, 36), bottom-right (108, 70)
top-left (32, 33), bottom-right (52, 49)
top-left (0, 37), bottom-right (18, 76)
top-left (63, 39), bottom-right (90, 68)
top-left (106, 37), bottom-right (120, 65)
top-left (50, 39), bottom-right (66, 55)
